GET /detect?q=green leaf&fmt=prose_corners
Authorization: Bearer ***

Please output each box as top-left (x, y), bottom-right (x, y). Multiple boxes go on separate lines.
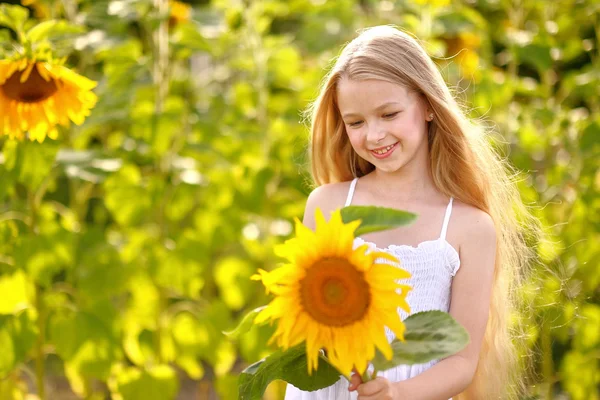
top-left (0, 329), bottom-right (15, 375)
top-left (0, 270), bottom-right (32, 315)
top-left (26, 20), bottom-right (85, 43)
top-left (50, 310), bottom-right (120, 380)
top-left (516, 43), bottom-right (553, 72)
top-left (238, 344), bottom-right (340, 400)
top-left (1, 140), bottom-right (59, 192)
top-left (222, 306), bottom-right (266, 340)
top-left (341, 206), bottom-right (417, 236)
top-left (14, 229), bottom-right (75, 287)
top-left (170, 23), bottom-right (211, 52)
top-left (114, 365), bottom-right (179, 400)
top-left (0, 4), bottom-right (29, 34)
top-left (103, 164), bottom-right (152, 226)
top-left (0, 310), bottom-right (38, 376)
top-left (580, 120), bottom-right (600, 155)
top-left (372, 311), bottom-right (469, 371)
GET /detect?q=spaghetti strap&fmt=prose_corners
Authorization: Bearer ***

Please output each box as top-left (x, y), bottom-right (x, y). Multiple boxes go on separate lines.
top-left (345, 177), bottom-right (358, 207)
top-left (440, 197), bottom-right (454, 240)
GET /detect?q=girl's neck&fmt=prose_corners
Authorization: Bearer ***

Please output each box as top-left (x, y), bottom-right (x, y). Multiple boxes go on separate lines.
top-left (364, 167), bottom-right (440, 204)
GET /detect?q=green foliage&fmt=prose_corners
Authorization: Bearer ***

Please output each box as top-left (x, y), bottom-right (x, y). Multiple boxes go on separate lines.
top-left (371, 311), bottom-right (469, 371)
top-left (0, 0), bottom-right (598, 399)
top-left (341, 205), bottom-right (417, 236)
top-left (0, 4), bottom-right (29, 35)
top-left (238, 344), bottom-right (340, 400)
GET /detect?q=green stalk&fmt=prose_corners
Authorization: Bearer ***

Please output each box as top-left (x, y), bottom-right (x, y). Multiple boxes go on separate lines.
top-left (29, 190), bottom-right (45, 400)
top-left (151, 0), bottom-right (169, 363)
top-left (360, 368), bottom-right (377, 382)
top-left (34, 284), bottom-right (46, 400)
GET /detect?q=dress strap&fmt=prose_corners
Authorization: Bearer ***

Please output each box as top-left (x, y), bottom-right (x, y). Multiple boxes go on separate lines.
top-left (440, 197), bottom-right (454, 240)
top-left (345, 177), bottom-right (358, 206)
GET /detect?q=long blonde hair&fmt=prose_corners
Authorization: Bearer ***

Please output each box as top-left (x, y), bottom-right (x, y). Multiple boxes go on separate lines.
top-left (305, 25), bottom-right (538, 399)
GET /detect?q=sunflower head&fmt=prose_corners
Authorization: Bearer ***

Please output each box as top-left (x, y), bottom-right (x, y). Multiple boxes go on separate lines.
top-left (252, 208), bottom-right (412, 377)
top-left (169, 0), bottom-right (191, 26)
top-left (0, 57), bottom-right (97, 142)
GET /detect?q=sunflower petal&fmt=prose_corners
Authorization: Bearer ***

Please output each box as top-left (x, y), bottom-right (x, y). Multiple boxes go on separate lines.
top-left (0, 57), bottom-right (97, 141)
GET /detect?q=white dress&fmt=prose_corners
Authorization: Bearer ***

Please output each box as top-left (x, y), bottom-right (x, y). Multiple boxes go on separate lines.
top-left (284, 177), bottom-right (461, 400)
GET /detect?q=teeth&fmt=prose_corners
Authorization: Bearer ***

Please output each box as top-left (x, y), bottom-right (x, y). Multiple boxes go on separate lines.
top-left (373, 143), bottom-right (395, 155)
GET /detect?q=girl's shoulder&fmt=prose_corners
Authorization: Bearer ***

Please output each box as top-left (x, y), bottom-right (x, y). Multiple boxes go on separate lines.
top-left (448, 199), bottom-right (496, 254)
top-left (302, 180), bottom-right (354, 230)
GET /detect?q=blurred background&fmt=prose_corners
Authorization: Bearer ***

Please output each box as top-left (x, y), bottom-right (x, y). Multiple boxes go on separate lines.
top-left (0, 0), bottom-right (598, 399)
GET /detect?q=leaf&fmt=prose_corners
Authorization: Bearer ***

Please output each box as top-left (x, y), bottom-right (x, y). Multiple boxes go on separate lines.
top-left (0, 310), bottom-right (38, 376)
top-left (222, 306), bottom-right (266, 340)
top-left (0, 329), bottom-right (15, 375)
top-left (0, 270), bottom-right (32, 315)
top-left (580, 120), bottom-right (600, 155)
top-left (103, 164), bottom-right (152, 226)
top-left (170, 23), bottom-right (211, 52)
top-left (238, 344), bottom-right (340, 400)
top-left (114, 365), bottom-right (179, 400)
top-left (516, 43), bottom-right (553, 73)
top-left (2, 140), bottom-right (59, 192)
top-left (49, 310), bottom-right (120, 380)
top-left (372, 311), bottom-right (470, 371)
top-left (26, 20), bottom-right (85, 43)
top-left (341, 206), bottom-right (417, 236)
top-left (0, 4), bottom-right (29, 34)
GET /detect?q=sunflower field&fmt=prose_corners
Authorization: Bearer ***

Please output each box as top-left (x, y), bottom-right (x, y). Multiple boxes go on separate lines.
top-left (0, 0), bottom-right (598, 399)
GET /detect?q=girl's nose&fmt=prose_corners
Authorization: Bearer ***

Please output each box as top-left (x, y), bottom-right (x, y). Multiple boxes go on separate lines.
top-left (366, 122), bottom-right (386, 145)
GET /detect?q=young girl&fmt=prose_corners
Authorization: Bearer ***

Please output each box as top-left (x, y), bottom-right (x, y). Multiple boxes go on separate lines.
top-left (284, 25), bottom-right (535, 400)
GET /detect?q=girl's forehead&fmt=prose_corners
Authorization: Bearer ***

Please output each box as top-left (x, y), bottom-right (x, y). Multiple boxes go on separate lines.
top-left (336, 78), bottom-right (415, 110)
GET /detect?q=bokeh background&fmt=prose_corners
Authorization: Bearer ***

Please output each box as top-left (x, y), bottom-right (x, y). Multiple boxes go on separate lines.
top-left (0, 0), bottom-right (598, 399)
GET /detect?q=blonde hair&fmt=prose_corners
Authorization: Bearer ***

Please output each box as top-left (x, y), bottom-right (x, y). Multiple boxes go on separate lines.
top-left (305, 25), bottom-right (538, 399)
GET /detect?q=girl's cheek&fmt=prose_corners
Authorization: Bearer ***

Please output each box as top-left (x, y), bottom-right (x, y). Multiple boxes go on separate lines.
top-left (347, 131), bottom-right (363, 149)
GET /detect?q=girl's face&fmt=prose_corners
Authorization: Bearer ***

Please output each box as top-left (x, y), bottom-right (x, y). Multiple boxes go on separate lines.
top-left (336, 78), bottom-right (432, 174)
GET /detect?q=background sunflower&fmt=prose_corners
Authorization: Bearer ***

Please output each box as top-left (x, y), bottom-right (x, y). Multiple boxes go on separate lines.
top-left (0, 58), bottom-right (97, 142)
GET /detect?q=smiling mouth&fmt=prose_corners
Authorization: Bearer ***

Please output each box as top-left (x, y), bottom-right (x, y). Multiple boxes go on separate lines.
top-left (371, 142), bottom-right (398, 155)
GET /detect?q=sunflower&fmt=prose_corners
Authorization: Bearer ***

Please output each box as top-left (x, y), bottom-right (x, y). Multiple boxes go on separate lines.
top-left (252, 209), bottom-right (412, 377)
top-left (169, 0), bottom-right (191, 26)
top-left (0, 58), bottom-right (98, 142)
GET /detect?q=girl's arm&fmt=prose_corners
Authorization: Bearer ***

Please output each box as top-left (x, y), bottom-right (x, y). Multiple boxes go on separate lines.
top-left (392, 208), bottom-right (497, 400)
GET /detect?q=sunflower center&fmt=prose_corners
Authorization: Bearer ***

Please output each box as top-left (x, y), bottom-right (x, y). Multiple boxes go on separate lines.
top-left (1, 65), bottom-right (58, 103)
top-left (300, 257), bottom-right (370, 327)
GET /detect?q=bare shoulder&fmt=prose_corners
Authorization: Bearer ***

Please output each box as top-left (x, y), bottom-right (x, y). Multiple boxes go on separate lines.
top-left (303, 181), bottom-right (353, 230)
top-left (451, 200), bottom-right (497, 253)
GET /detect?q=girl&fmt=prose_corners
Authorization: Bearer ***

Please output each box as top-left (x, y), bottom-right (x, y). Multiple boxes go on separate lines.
top-left (284, 25), bottom-right (535, 400)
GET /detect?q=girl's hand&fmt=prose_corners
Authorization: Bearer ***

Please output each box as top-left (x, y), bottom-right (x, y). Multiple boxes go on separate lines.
top-left (348, 371), bottom-right (402, 400)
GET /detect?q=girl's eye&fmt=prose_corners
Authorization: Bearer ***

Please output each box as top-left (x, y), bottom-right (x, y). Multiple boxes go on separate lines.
top-left (383, 112), bottom-right (399, 118)
top-left (348, 121), bottom-right (363, 127)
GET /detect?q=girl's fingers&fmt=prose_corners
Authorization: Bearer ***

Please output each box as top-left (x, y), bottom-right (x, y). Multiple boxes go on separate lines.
top-left (347, 372), bottom-right (362, 391)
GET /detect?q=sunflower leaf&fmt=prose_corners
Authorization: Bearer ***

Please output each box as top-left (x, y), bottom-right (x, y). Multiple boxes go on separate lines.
top-left (27, 20), bottom-right (86, 43)
top-left (0, 5), bottom-right (29, 34)
top-left (238, 344), bottom-right (341, 399)
top-left (341, 206), bottom-right (417, 236)
top-left (222, 306), bottom-right (266, 340)
top-left (372, 310), bottom-right (470, 371)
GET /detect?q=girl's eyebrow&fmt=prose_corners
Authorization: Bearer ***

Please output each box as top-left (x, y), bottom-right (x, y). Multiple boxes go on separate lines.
top-left (341, 101), bottom-right (402, 119)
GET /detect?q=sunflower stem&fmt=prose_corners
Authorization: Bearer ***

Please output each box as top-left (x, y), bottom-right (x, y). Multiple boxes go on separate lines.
top-left (360, 369), bottom-right (372, 382)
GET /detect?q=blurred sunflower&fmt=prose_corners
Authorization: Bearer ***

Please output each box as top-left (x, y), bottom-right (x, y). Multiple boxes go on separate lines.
top-left (169, 0), bottom-right (191, 26)
top-left (252, 209), bottom-right (412, 377)
top-left (20, 0), bottom-right (50, 19)
top-left (0, 57), bottom-right (98, 142)
top-left (444, 32), bottom-right (482, 80)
